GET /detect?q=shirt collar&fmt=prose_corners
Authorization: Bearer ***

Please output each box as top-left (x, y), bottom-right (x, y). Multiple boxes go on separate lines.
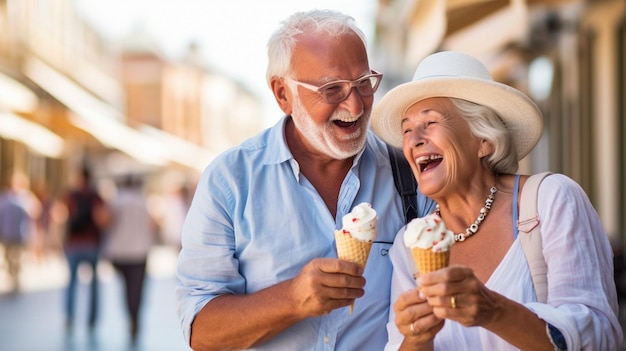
top-left (260, 115), bottom-right (293, 166)
top-left (262, 115), bottom-right (369, 167)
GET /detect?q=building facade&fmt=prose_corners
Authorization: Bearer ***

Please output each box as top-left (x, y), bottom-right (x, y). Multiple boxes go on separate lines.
top-left (0, 0), bottom-right (262, 201)
top-left (373, 0), bottom-right (626, 245)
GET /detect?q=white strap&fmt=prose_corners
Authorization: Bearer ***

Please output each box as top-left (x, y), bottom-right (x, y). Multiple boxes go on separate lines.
top-left (518, 172), bottom-right (552, 303)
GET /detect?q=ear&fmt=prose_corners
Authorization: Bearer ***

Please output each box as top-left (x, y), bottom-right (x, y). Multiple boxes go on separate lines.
top-left (270, 77), bottom-right (293, 115)
top-left (478, 139), bottom-right (495, 159)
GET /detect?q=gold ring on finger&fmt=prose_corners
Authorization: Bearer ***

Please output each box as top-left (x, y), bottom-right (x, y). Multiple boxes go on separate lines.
top-left (409, 321), bottom-right (419, 336)
top-left (450, 295), bottom-right (457, 309)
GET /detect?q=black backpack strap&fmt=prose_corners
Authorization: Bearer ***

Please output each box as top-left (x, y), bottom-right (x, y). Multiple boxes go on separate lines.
top-left (387, 144), bottom-right (418, 224)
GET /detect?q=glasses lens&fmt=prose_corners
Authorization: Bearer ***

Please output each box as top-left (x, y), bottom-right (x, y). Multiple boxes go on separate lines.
top-left (355, 76), bottom-right (379, 96)
top-left (319, 83), bottom-right (349, 104)
top-left (316, 73), bottom-right (382, 104)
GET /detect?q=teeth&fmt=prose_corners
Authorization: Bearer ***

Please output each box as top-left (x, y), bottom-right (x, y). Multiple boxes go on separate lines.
top-left (333, 116), bottom-right (359, 123)
top-left (415, 154), bottom-right (442, 164)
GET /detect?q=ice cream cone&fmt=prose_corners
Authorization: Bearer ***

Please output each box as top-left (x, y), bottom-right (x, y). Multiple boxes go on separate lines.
top-left (335, 230), bottom-right (373, 266)
top-left (335, 230), bottom-right (374, 314)
top-left (411, 247), bottom-right (450, 275)
top-left (404, 213), bottom-right (455, 278)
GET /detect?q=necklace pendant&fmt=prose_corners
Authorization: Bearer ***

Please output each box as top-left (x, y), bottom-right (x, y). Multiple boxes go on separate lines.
top-left (438, 183), bottom-right (498, 243)
top-left (485, 198), bottom-right (494, 209)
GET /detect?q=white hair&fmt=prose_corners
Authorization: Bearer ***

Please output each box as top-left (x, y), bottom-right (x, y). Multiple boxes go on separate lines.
top-left (449, 98), bottom-right (518, 173)
top-left (265, 9), bottom-right (367, 87)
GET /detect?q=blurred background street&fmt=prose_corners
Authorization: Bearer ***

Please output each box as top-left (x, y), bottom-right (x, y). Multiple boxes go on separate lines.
top-left (0, 245), bottom-right (190, 351)
top-left (1, 0), bottom-right (625, 350)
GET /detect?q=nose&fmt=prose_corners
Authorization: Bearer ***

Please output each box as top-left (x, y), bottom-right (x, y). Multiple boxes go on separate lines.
top-left (404, 128), bottom-right (426, 149)
top-left (340, 87), bottom-right (366, 116)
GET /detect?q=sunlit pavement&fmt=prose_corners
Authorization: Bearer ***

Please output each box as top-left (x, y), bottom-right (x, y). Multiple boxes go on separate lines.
top-left (0, 245), bottom-right (191, 351)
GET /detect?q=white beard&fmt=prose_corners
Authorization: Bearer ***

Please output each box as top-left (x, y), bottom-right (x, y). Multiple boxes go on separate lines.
top-left (290, 93), bottom-right (368, 160)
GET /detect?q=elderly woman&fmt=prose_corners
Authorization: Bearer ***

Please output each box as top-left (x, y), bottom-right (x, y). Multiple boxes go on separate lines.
top-left (371, 51), bottom-right (622, 351)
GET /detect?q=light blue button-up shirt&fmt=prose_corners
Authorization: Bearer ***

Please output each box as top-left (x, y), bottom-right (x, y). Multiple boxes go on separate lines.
top-left (176, 116), bottom-right (435, 350)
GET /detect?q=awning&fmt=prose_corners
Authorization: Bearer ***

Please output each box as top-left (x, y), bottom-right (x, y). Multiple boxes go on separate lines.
top-left (0, 72), bottom-right (38, 113)
top-left (24, 56), bottom-right (211, 170)
top-left (0, 112), bottom-right (65, 158)
top-left (24, 56), bottom-right (169, 166)
top-left (66, 111), bottom-right (169, 166)
top-left (137, 125), bottom-right (215, 171)
top-left (401, 0), bottom-right (581, 67)
top-left (441, 0), bottom-right (529, 57)
top-left (405, 0), bottom-right (529, 65)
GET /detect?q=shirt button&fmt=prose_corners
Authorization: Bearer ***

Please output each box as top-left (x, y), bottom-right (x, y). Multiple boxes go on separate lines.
top-left (323, 336), bottom-right (330, 343)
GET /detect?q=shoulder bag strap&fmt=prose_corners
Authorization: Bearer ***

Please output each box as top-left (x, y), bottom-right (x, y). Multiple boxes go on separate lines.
top-left (518, 171), bottom-right (552, 303)
top-left (387, 144), bottom-right (418, 224)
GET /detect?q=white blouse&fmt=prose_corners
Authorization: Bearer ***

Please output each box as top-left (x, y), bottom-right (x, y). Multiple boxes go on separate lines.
top-left (385, 174), bottom-right (623, 350)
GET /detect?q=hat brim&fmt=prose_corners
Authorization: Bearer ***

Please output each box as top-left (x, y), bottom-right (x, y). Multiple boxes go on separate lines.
top-left (371, 77), bottom-right (543, 160)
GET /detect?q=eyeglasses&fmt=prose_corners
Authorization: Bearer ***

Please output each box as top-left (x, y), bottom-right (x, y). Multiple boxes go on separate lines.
top-left (285, 70), bottom-right (383, 104)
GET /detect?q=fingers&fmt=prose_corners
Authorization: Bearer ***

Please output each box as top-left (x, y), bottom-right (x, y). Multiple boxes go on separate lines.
top-left (418, 265), bottom-right (470, 287)
top-left (317, 257), bottom-right (364, 276)
top-left (404, 315), bottom-right (445, 340)
top-left (394, 290), bottom-right (444, 343)
top-left (394, 290), bottom-right (433, 327)
top-left (289, 258), bottom-right (366, 316)
top-left (394, 287), bottom-right (427, 312)
top-left (313, 258), bottom-right (366, 291)
top-left (416, 266), bottom-right (476, 315)
top-left (418, 266), bottom-right (480, 300)
top-left (406, 265), bottom-right (506, 330)
top-left (416, 267), bottom-right (500, 327)
top-left (427, 293), bottom-right (471, 312)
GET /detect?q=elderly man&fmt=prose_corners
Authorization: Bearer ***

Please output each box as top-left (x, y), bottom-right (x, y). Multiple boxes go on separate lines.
top-left (175, 9), bottom-right (434, 350)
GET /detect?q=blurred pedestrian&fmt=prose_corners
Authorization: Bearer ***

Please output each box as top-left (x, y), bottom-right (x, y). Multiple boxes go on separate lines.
top-left (32, 180), bottom-right (66, 260)
top-left (102, 174), bottom-right (157, 344)
top-left (62, 166), bottom-right (110, 332)
top-left (158, 183), bottom-right (191, 250)
top-left (0, 170), bottom-right (41, 292)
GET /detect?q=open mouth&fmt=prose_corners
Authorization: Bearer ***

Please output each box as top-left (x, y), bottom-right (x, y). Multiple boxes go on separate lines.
top-left (332, 114), bottom-right (360, 129)
top-left (415, 154), bottom-right (443, 172)
top-left (333, 120), bottom-right (358, 128)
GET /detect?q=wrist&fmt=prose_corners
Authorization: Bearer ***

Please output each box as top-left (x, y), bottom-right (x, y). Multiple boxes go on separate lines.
top-left (400, 339), bottom-right (434, 351)
top-left (481, 290), bottom-right (507, 329)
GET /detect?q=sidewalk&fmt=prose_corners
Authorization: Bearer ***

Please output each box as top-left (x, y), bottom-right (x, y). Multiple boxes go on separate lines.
top-left (0, 245), bottom-right (191, 351)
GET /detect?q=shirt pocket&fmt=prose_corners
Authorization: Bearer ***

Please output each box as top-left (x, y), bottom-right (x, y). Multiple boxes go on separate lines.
top-left (363, 241), bottom-right (394, 299)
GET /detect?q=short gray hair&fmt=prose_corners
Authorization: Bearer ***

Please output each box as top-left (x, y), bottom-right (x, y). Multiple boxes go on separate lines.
top-left (265, 9), bottom-right (367, 87)
top-left (449, 98), bottom-right (518, 173)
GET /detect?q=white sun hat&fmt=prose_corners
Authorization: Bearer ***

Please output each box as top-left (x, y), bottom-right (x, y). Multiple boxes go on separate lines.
top-left (371, 51), bottom-right (543, 160)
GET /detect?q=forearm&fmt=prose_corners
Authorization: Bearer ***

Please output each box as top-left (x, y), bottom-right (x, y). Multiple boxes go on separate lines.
top-left (482, 292), bottom-right (554, 351)
top-left (190, 279), bottom-right (305, 351)
top-left (398, 339), bottom-right (434, 351)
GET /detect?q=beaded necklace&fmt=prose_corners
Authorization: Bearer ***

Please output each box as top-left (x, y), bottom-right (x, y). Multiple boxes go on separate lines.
top-left (435, 185), bottom-right (497, 242)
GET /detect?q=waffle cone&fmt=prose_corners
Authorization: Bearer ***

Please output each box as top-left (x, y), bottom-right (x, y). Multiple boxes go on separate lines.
top-left (335, 230), bottom-right (374, 314)
top-left (334, 230), bottom-right (373, 267)
top-left (411, 248), bottom-right (450, 275)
